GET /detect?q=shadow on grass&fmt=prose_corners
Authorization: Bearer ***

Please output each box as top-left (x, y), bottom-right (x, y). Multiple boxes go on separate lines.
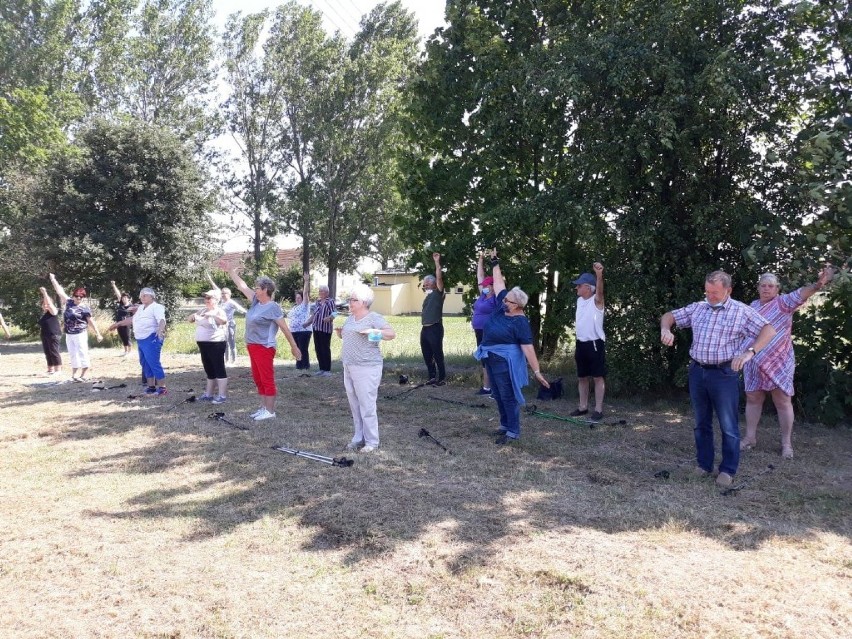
top-left (3, 342), bottom-right (850, 572)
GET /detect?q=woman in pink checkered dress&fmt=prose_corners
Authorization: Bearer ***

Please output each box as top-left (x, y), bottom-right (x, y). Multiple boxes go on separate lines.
top-left (741, 265), bottom-right (836, 459)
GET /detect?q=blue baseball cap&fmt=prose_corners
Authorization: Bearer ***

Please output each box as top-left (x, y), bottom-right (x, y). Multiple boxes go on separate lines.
top-left (573, 273), bottom-right (596, 286)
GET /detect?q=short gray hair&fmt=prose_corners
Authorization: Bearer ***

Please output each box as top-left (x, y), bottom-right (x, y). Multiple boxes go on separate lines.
top-left (139, 287), bottom-right (156, 298)
top-left (423, 275), bottom-right (436, 285)
top-left (705, 271), bottom-right (732, 288)
top-left (510, 286), bottom-right (529, 308)
top-left (318, 285), bottom-right (329, 294)
top-left (349, 283), bottom-right (374, 308)
top-left (254, 276), bottom-right (276, 296)
top-left (758, 273), bottom-right (780, 288)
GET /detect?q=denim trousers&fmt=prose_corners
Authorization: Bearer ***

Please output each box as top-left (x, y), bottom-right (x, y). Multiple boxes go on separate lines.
top-left (689, 361), bottom-right (740, 475)
top-left (137, 333), bottom-right (165, 381)
top-left (484, 354), bottom-right (520, 439)
top-left (420, 323), bottom-right (446, 381)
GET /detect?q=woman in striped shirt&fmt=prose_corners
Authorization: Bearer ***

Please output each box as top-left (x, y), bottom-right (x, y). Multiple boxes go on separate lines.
top-left (742, 264), bottom-right (836, 459)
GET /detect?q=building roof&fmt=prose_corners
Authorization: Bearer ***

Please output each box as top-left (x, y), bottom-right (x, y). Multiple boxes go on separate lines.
top-left (214, 249), bottom-right (302, 272)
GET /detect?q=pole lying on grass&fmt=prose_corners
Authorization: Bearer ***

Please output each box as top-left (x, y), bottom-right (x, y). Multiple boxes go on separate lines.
top-left (720, 464), bottom-right (775, 496)
top-left (653, 456), bottom-right (696, 479)
top-left (428, 395), bottom-right (488, 409)
top-left (384, 381), bottom-right (428, 401)
top-left (168, 395), bottom-right (196, 411)
top-left (524, 404), bottom-right (627, 428)
top-left (270, 445), bottom-right (354, 467)
top-left (418, 428), bottom-right (452, 454)
top-left (208, 412), bottom-right (249, 431)
top-left (92, 383), bottom-right (127, 392)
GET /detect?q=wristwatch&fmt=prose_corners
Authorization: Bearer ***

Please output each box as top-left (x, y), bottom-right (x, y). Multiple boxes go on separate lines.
top-left (747, 347), bottom-right (756, 355)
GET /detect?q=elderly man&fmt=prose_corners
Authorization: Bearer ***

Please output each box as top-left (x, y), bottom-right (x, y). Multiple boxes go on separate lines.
top-left (571, 262), bottom-right (607, 421)
top-left (421, 252), bottom-right (447, 385)
top-left (660, 271), bottom-right (776, 487)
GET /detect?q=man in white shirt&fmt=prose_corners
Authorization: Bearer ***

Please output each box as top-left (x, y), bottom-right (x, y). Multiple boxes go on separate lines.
top-left (571, 263), bottom-right (606, 421)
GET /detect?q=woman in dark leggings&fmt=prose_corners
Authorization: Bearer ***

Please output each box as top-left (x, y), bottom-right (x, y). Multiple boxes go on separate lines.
top-left (38, 287), bottom-right (62, 374)
top-left (188, 290), bottom-right (229, 403)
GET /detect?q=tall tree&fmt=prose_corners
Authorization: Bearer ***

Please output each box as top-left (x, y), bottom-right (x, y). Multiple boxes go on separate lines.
top-left (4, 118), bottom-right (216, 321)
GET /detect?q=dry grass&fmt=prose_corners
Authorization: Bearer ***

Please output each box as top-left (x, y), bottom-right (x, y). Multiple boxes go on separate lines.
top-left (0, 338), bottom-right (850, 639)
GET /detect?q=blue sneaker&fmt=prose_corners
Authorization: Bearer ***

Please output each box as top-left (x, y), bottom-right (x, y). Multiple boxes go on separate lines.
top-left (155, 387), bottom-right (168, 396)
top-left (212, 396), bottom-right (227, 404)
top-left (198, 394), bottom-right (214, 402)
top-left (476, 387), bottom-right (492, 396)
top-left (144, 386), bottom-right (157, 395)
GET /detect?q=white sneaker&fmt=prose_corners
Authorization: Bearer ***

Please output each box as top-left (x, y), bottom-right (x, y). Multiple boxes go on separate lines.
top-left (361, 445), bottom-right (378, 453)
top-left (249, 407), bottom-right (264, 418)
top-left (346, 441), bottom-right (364, 451)
top-left (253, 408), bottom-right (276, 421)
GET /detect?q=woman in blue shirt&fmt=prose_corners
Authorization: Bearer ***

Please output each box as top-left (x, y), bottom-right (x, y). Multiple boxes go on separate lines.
top-left (474, 251), bottom-right (549, 444)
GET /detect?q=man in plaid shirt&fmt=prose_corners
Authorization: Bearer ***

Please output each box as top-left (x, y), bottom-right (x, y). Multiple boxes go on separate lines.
top-left (660, 271), bottom-right (776, 487)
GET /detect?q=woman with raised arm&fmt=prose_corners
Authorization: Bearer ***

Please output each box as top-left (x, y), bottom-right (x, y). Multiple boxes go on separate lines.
top-left (188, 289), bottom-right (229, 403)
top-left (207, 272), bottom-right (246, 363)
top-left (741, 264), bottom-right (836, 459)
top-left (335, 283), bottom-right (396, 453)
top-left (473, 250), bottom-right (549, 445)
top-left (49, 273), bottom-right (102, 381)
top-left (288, 272), bottom-right (313, 371)
top-left (228, 266), bottom-right (301, 421)
top-left (472, 252), bottom-right (499, 395)
top-left (38, 286), bottom-right (62, 374)
top-left (110, 280), bottom-right (135, 357)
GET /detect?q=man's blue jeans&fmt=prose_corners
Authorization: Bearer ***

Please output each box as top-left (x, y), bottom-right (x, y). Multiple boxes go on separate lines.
top-left (689, 361), bottom-right (740, 475)
top-left (484, 354), bottom-right (520, 439)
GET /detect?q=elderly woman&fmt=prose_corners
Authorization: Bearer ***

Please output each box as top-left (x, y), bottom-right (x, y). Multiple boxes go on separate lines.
top-left (228, 267), bottom-right (301, 421)
top-left (288, 272), bottom-right (313, 371)
top-left (741, 264), bottom-right (836, 459)
top-left (188, 289), bottom-right (229, 403)
top-left (334, 283), bottom-right (396, 452)
top-left (473, 252), bottom-right (499, 395)
top-left (304, 283), bottom-right (337, 376)
top-left (474, 251), bottom-right (549, 445)
top-left (110, 280), bottom-right (136, 356)
top-left (38, 286), bottom-right (62, 374)
top-left (48, 273), bottom-right (103, 381)
top-left (109, 287), bottom-right (167, 395)
top-left (206, 272), bottom-right (246, 363)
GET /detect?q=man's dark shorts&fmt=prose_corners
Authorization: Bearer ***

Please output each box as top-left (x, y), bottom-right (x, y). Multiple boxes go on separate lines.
top-left (575, 339), bottom-right (607, 378)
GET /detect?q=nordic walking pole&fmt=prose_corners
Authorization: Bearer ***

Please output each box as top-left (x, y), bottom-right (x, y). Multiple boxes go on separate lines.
top-left (428, 395), bottom-right (488, 409)
top-left (720, 464), bottom-right (775, 496)
top-left (524, 404), bottom-right (628, 427)
top-left (208, 411), bottom-right (249, 431)
top-left (418, 428), bottom-right (451, 454)
top-left (271, 446), bottom-right (354, 467)
top-left (384, 381), bottom-right (428, 400)
top-left (168, 395), bottom-right (196, 411)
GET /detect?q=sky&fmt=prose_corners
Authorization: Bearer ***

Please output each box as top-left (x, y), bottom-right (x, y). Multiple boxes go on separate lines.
top-left (210, 0), bottom-right (447, 253)
top-left (212, 0), bottom-right (447, 42)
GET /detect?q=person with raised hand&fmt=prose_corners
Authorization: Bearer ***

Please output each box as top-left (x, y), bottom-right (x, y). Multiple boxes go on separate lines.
top-left (474, 250), bottom-right (549, 445)
top-left (570, 262), bottom-right (607, 421)
top-left (110, 280), bottom-right (136, 357)
top-left (228, 266), bottom-right (301, 421)
top-left (420, 251), bottom-right (447, 385)
top-left (472, 252), bottom-right (499, 395)
top-left (741, 264), bottom-right (836, 459)
top-left (49, 273), bottom-right (102, 381)
top-left (37, 286), bottom-right (62, 374)
top-left (206, 271), bottom-right (246, 363)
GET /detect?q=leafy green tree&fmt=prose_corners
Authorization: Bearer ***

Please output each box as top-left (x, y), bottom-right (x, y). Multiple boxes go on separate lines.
top-left (2, 118), bottom-right (216, 323)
